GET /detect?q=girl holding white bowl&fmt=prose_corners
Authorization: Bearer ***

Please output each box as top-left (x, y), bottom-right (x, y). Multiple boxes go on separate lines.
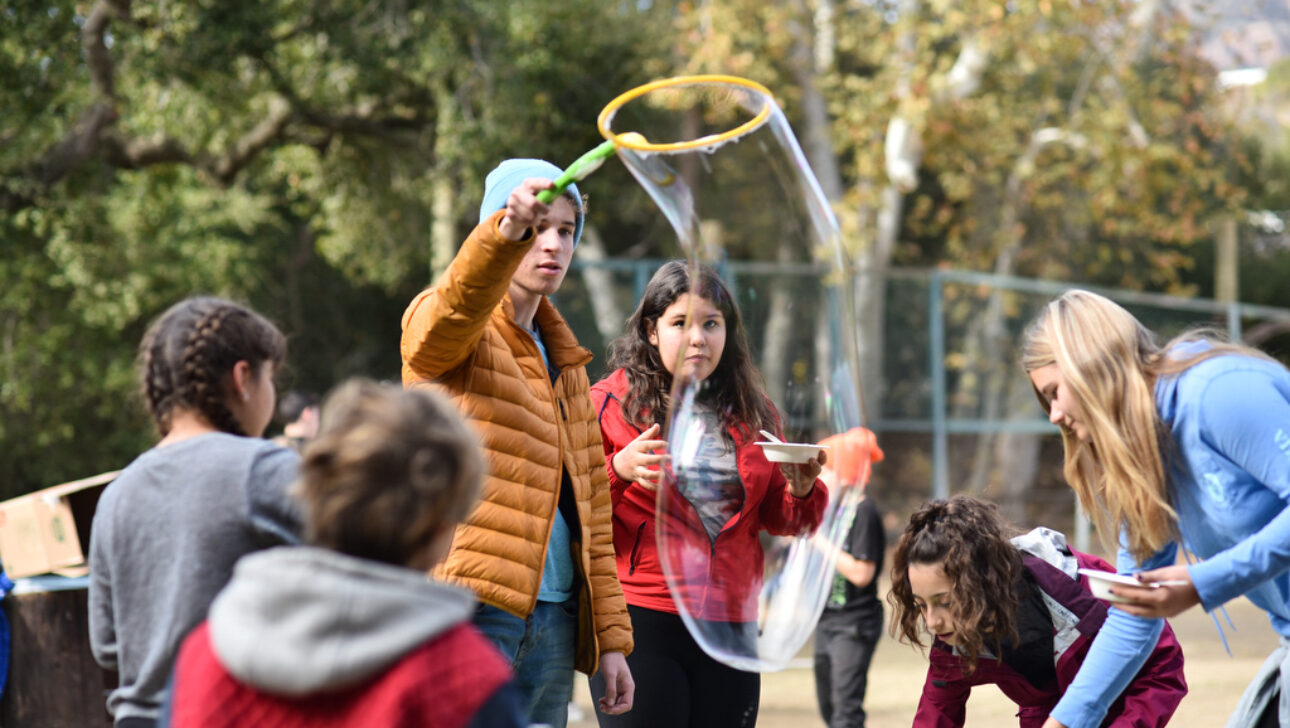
top-left (588, 261), bottom-right (827, 728)
top-left (1023, 288), bottom-right (1290, 728)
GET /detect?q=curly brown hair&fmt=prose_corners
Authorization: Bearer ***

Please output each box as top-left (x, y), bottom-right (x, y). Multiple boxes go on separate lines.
top-left (297, 380), bottom-right (484, 568)
top-left (138, 297), bottom-right (286, 437)
top-left (605, 260), bottom-right (777, 442)
top-left (888, 495), bottom-right (1024, 674)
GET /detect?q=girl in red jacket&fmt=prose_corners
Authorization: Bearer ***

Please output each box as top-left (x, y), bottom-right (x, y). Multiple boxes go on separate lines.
top-left (890, 496), bottom-right (1186, 728)
top-left (589, 260), bottom-right (828, 728)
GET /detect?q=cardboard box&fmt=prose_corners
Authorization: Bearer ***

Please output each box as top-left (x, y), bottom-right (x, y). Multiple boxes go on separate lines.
top-left (0, 471), bottom-right (118, 579)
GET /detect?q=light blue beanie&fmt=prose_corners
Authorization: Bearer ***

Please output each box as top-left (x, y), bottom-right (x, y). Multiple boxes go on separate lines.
top-left (478, 158), bottom-right (584, 247)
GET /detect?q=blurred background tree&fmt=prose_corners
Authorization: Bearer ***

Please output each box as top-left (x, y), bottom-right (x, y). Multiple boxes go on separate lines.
top-left (2, 0), bottom-right (1285, 509)
top-left (0, 0), bottom-right (670, 495)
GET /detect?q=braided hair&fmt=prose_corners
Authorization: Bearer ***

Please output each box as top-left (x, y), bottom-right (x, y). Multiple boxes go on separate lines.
top-left (888, 495), bottom-right (1024, 674)
top-left (138, 297), bottom-right (286, 437)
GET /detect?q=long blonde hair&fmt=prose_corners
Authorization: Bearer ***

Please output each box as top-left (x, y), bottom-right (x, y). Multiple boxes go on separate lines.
top-left (1021, 289), bottom-right (1266, 562)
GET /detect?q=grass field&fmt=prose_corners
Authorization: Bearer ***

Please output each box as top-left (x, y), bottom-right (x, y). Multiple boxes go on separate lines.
top-left (572, 594), bottom-right (1272, 727)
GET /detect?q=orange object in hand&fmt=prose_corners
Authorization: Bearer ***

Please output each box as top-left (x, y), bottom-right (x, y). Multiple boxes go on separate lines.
top-left (818, 427), bottom-right (884, 488)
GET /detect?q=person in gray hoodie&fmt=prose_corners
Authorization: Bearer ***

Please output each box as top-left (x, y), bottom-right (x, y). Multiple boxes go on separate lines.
top-left (165, 379), bottom-right (526, 728)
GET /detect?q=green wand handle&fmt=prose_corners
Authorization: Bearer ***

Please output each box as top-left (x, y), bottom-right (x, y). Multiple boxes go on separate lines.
top-left (535, 132), bottom-right (646, 204)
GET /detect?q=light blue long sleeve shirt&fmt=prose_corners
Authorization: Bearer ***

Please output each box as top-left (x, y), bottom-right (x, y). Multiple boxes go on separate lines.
top-left (529, 323), bottom-right (576, 603)
top-left (1052, 346), bottom-right (1290, 728)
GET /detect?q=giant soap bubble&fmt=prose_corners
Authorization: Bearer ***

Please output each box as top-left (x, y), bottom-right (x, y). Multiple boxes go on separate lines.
top-left (599, 76), bottom-right (877, 671)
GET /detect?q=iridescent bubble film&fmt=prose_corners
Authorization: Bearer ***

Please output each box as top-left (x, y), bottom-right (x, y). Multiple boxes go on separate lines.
top-left (601, 77), bottom-right (877, 671)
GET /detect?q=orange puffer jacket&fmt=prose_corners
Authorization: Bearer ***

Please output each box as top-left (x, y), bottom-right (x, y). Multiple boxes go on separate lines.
top-left (400, 210), bottom-right (632, 675)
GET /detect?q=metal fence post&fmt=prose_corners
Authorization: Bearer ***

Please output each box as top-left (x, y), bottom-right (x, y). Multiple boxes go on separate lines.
top-left (929, 271), bottom-right (948, 500)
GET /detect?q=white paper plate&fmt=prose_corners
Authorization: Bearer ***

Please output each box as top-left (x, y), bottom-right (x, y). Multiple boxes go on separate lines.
top-left (1077, 568), bottom-right (1188, 604)
top-left (756, 441), bottom-right (828, 464)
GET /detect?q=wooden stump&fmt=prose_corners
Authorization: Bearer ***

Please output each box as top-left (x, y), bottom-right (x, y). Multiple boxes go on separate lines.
top-left (1, 586), bottom-right (115, 727)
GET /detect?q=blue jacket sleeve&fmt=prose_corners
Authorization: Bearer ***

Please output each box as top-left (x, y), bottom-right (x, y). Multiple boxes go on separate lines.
top-left (1185, 369), bottom-right (1290, 609)
top-left (1048, 541), bottom-right (1173, 728)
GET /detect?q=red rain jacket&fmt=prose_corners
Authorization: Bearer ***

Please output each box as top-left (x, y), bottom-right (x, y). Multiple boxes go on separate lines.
top-left (590, 368), bottom-right (826, 622)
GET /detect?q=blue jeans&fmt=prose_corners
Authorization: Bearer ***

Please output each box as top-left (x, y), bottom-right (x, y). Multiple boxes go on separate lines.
top-left (474, 598), bottom-right (577, 728)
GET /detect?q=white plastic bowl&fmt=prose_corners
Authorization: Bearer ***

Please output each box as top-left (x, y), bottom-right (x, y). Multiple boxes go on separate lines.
top-left (756, 441), bottom-right (828, 464)
top-left (1078, 568), bottom-right (1140, 604)
top-left (1078, 568), bottom-right (1190, 605)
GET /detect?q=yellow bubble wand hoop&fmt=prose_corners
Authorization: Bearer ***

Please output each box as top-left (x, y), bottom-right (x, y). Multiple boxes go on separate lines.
top-left (597, 75), bottom-right (775, 154)
top-left (538, 75), bottom-right (775, 203)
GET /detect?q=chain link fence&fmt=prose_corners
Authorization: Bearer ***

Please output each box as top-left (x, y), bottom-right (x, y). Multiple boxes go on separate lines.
top-left (561, 259), bottom-right (1290, 549)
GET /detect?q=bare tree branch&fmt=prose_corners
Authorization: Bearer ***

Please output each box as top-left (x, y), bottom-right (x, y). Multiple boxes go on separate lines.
top-left (294, 109), bottom-right (424, 145)
top-left (99, 132), bottom-right (194, 169)
top-left (209, 98), bottom-right (294, 184)
top-left (82, 1), bottom-right (117, 100)
top-left (36, 0), bottom-right (126, 184)
top-left (34, 104), bottom-right (119, 186)
top-left (0, 1), bottom-right (127, 211)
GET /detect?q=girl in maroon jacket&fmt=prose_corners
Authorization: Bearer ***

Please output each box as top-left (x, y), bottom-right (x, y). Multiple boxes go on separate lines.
top-left (891, 496), bottom-right (1186, 728)
top-left (588, 260), bottom-right (828, 728)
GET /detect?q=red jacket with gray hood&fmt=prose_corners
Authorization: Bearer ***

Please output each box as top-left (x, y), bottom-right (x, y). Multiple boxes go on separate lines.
top-left (168, 546), bottom-right (521, 728)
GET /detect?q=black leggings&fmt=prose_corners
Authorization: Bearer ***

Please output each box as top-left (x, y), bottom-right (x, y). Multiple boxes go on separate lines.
top-left (590, 605), bottom-right (760, 728)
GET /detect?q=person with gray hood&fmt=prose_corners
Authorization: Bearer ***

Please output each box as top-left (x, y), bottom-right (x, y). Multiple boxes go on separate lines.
top-left (164, 380), bottom-right (525, 728)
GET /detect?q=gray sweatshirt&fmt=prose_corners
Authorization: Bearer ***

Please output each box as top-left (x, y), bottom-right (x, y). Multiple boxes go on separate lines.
top-left (88, 433), bottom-right (302, 723)
top-left (206, 546), bottom-right (475, 695)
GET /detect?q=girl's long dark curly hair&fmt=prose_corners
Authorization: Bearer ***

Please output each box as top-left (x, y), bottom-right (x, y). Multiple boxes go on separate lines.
top-left (606, 260), bottom-right (776, 442)
top-left (888, 495), bottom-right (1024, 674)
top-left (138, 296), bottom-right (286, 437)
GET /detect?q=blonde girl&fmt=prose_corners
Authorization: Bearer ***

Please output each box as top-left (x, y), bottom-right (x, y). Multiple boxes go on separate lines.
top-left (1023, 288), bottom-right (1290, 728)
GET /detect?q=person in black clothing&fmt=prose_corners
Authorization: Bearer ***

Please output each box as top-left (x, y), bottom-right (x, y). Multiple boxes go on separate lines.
top-left (813, 494), bottom-right (885, 728)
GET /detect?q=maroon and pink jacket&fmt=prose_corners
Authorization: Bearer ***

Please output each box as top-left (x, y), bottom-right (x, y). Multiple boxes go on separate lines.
top-left (590, 368), bottom-right (826, 622)
top-left (913, 539), bottom-right (1186, 728)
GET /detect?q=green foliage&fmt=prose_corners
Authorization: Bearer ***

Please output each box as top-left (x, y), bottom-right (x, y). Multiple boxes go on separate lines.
top-left (822, 0), bottom-right (1243, 292)
top-left (0, 0), bottom-right (671, 496)
top-left (641, 1), bottom-right (1247, 293)
top-left (0, 0), bottom-right (1273, 498)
